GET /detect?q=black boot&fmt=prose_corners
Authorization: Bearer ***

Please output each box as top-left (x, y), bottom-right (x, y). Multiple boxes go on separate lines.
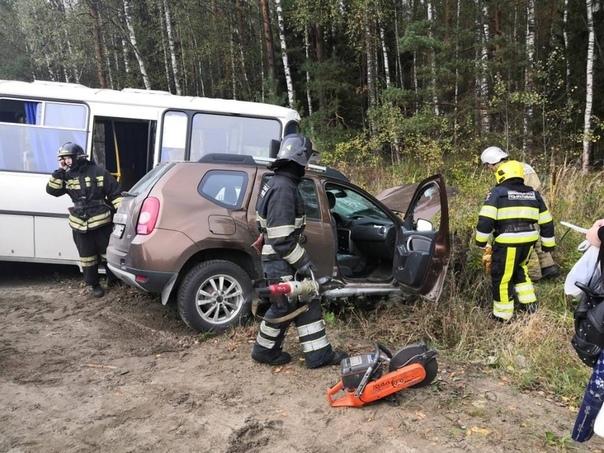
top-left (91, 285), bottom-right (105, 298)
top-left (306, 350), bottom-right (348, 369)
top-left (519, 302), bottom-right (539, 314)
top-left (540, 265), bottom-right (560, 280)
top-left (251, 348), bottom-right (292, 366)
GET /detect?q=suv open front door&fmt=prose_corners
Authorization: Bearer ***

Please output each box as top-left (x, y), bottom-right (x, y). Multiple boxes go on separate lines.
top-left (393, 174), bottom-right (450, 301)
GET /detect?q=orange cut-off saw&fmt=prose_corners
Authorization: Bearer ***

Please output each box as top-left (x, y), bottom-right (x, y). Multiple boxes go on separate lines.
top-left (327, 342), bottom-right (437, 408)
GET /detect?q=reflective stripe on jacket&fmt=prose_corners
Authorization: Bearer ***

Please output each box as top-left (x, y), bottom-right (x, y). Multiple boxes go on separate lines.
top-left (46, 160), bottom-right (122, 233)
top-left (475, 178), bottom-right (555, 248)
top-left (255, 171), bottom-right (308, 267)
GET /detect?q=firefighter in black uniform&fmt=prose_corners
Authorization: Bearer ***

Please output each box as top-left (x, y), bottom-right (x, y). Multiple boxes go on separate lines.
top-left (46, 142), bottom-right (122, 298)
top-left (251, 134), bottom-right (347, 367)
top-left (475, 160), bottom-right (555, 321)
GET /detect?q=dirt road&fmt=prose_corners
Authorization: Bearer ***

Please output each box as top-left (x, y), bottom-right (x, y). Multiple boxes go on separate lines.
top-left (1, 262), bottom-right (602, 452)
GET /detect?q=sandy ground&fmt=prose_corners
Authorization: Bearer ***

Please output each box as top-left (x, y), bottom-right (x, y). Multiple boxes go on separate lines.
top-left (1, 262), bottom-right (604, 453)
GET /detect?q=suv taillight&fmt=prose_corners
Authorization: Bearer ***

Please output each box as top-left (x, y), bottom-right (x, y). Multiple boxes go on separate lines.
top-left (136, 197), bottom-right (160, 235)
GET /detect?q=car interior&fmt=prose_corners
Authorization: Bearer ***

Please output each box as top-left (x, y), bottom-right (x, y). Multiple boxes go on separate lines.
top-left (326, 184), bottom-right (396, 281)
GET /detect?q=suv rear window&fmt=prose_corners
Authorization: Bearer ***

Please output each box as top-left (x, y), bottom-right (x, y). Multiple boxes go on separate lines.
top-left (198, 170), bottom-right (247, 209)
top-left (128, 163), bottom-right (173, 196)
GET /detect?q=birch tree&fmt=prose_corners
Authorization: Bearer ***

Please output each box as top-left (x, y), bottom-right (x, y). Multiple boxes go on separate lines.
top-left (162, 0), bottom-right (181, 95)
top-left (274, 0), bottom-right (295, 108)
top-left (523, 0), bottom-right (535, 152)
top-left (378, 16), bottom-right (391, 89)
top-left (304, 26), bottom-right (313, 116)
top-left (427, 0), bottom-right (438, 115)
top-left (123, 0), bottom-right (151, 89)
top-left (563, 0), bottom-right (570, 92)
top-left (477, 0), bottom-right (490, 133)
top-left (259, 0), bottom-right (275, 93)
top-left (582, 0), bottom-right (594, 174)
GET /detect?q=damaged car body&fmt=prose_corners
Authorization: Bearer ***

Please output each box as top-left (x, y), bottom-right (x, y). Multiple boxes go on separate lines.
top-left (107, 154), bottom-right (450, 332)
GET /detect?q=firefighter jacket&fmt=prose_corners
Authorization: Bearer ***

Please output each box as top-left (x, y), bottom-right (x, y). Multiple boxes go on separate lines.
top-left (46, 159), bottom-right (122, 233)
top-left (475, 178), bottom-right (555, 249)
top-left (255, 170), bottom-right (309, 269)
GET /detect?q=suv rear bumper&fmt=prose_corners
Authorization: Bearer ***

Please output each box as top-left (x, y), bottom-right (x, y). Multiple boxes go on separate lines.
top-left (107, 262), bottom-right (176, 295)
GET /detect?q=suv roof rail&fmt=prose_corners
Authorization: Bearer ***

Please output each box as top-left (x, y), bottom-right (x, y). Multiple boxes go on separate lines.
top-left (197, 153), bottom-right (349, 181)
top-left (253, 156), bottom-right (349, 181)
top-left (198, 153), bottom-right (257, 165)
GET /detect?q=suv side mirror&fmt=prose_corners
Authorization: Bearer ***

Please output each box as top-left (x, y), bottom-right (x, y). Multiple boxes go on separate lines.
top-left (416, 218), bottom-right (433, 232)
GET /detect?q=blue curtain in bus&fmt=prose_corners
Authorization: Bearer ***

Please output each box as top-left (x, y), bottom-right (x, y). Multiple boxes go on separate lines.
top-left (24, 102), bottom-right (37, 125)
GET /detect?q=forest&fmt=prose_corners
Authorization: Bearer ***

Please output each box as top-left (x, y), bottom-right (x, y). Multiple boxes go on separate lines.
top-left (2, 0), bottom-right (604, 406)
top-left (0, 0), bottom-right (602, 172)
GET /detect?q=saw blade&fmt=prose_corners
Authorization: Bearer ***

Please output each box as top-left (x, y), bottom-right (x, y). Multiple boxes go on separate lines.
top-left (389, 343), bottom-right (438, 388)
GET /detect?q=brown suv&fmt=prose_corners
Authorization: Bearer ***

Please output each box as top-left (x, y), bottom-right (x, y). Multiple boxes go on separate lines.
top-left (107, 154), bottom-right (450, 332)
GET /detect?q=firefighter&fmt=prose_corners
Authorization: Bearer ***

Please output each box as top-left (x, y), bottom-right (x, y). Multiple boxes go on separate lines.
top-left (46, 142), bottom-right (122, 298)
top-left (480, 146), bottom-right (560, 281)
top-left (251, 134), bottom-right (347, 367)
top-left (475, 159), bottom-right (555, 321)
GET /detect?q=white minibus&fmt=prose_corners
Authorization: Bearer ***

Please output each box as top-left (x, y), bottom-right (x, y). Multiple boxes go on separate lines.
top-left (0, 80), bottom-right (300, 266)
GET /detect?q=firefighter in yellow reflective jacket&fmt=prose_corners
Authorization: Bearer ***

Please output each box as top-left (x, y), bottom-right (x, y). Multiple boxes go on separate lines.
top-left (475, 160), bottom-right (555, 320)
top-left (46, 142), bottom-right (123, 298)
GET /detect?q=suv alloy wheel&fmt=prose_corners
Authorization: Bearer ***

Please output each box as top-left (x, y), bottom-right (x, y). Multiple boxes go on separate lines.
top-left (177, 259), bottom-right (253, 332)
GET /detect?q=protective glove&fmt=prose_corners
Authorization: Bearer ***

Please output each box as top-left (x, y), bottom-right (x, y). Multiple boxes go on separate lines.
top-left (482, 245), bottom-right (492, 274)
top-left (296, 259), bottom-right (318, 279)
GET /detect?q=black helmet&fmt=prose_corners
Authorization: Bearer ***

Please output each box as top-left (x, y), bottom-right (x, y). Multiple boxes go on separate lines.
top-left (57, 142), bottom-right (85, 159)
top-left (268, 134), bottom-right (313, 169)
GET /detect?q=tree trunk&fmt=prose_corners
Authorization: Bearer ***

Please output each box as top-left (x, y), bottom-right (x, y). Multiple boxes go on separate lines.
top-left (158, 1), bottom-right (172, 92)
top-left (563, 0), bottom-right (570, 93)
top-left (88, 0), bottom-right (107, 88)
top-left (274, 0), bottom-right (295, 108)
top-left (365, 11), bottom-right (376, 110)
top-left (523, 0), bottom-right (535, 152)
top-left (379, 19), bottom-right (391, 89)
top-left (102, 30), bottom-right (114, 89)
top-left (427, 0), bottom-right (438, 115)
top-left (162, 0), bottom-right (181, 95)
top-left (304, 26), bottom-right (313, 116)
top-left (123, 0), bottom-right (151, 89)
top-left (477, 0), bottom-right (490, 134)
top-left (453, 0), bottom-right (460, 145)
top-left (394, 3), bottom-right (403, 88)
top-left (235, 0), bottom-right (251, 96)
top-left (582, 0), bottom-right (594, 174)
top-left (259, 0), bottom-right (275, 87)
top-left (230, 25), bottom-right (237, 100)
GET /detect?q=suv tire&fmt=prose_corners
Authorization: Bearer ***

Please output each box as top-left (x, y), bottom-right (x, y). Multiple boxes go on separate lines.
top-left (177, 260), bottom-right (252, 332)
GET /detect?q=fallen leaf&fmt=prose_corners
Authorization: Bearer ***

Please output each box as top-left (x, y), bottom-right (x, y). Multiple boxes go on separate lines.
top-left (466, 426), bottom-right (491, 436)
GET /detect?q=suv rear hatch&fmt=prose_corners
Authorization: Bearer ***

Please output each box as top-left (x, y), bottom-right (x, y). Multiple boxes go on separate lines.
top-left (109, 162), bottom-right (175, 258)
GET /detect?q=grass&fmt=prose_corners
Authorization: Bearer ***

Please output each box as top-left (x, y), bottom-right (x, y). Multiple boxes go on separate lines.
top-left (329, 157), bottom-right (604, 404)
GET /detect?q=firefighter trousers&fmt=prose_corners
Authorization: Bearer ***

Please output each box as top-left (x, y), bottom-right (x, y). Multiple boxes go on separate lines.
top-left (252, 258), bottom-right (334, 368)
top-left (491, 243), bottom-right (537, 320)
top-left (72, 223), bottom-right (113, 286)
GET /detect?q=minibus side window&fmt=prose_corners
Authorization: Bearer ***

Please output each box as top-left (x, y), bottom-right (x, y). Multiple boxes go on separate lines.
top-left (160, 111), bottom-right (187, 162)
top-left (190, 113), bottom-right (281, 160)
top-left (0, 98), bottom-right (87, 174)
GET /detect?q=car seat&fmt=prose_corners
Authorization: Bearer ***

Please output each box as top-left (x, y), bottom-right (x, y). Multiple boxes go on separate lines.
top-left (327, 191), bottom-right (365, 277)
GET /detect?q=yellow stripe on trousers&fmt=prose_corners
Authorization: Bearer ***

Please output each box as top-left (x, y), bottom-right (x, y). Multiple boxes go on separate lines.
top-left (499, 247), bottom-right (517, 305)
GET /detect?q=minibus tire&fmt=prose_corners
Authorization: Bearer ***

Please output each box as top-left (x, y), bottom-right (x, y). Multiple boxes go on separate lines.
top-left (177, 260), bottom-right (252, 333)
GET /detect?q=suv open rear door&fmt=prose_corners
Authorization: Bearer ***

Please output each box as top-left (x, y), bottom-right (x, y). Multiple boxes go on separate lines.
top-left (393, 174), bottom-right (450, 301)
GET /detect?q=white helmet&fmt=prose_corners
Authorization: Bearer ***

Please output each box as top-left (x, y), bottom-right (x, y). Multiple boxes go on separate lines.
top-left (480, 146), bottom-right (509, 165)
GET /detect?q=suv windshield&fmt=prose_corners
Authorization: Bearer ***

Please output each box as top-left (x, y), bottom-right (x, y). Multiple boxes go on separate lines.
top-left (326, 185), bottom-right (390, 221)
